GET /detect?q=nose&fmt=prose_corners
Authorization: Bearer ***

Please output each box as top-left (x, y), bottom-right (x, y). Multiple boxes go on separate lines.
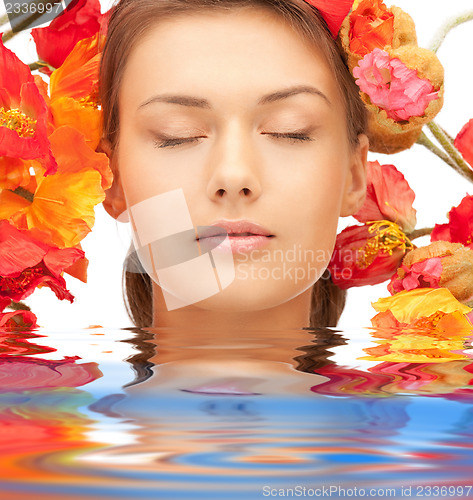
top-left (206, 123), bottom-right (262, 203)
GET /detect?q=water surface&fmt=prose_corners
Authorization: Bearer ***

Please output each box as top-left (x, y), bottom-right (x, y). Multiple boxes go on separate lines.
top-left (1, 326), bottom-right (472, 499)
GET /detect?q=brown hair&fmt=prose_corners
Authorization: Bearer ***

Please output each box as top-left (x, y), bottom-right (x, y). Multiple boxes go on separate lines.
top-left (99, 0), bottom-right (367, 329)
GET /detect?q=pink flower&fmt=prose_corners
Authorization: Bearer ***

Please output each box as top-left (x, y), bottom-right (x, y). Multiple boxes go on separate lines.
top-left (0, 356), bottom-right (102, 390)
top-left (389, 257), bottom-right (443, 294)
top-left (353, 48), bottom-right (439, 121)
top-left (388, 241), bottom-right (473, 305)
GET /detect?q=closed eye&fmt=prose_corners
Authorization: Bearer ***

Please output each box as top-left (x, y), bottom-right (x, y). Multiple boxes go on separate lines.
top-left (154, 132), bottom-right (314, 148)
top-left (154, 136), bottom-right (205, 148)
top-left (264, 132), bottom-right (314, 144)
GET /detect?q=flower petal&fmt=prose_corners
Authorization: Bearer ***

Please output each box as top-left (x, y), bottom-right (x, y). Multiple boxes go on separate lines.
top-left (31, 0), bottom-right (104, 69)
top-left (431, 194), bottom-right (473, 248)
top-left (454, 119), bottom-right (473, 168)
top-left (0, 310), bottom-right (38, 331)
top-left (353, 48), bottom-right (439, 122)
top-left (353, 161), bottom-right (416, 232)
top-left (0, 221), bottom-right (49, 276)
top-left (372, 288), bottom-right (471, 324)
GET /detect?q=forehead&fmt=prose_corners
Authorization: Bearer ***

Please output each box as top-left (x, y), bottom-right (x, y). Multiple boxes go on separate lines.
top-left (120, 8), bottom-right (343, 112)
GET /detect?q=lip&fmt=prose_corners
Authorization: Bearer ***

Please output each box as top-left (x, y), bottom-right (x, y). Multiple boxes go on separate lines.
top-left (197, 220), bottom-right (274, 253)
top-left (181, 378), bottom-right (262, 396)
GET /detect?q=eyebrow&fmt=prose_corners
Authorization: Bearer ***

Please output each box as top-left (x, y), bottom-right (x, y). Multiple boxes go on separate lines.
top-left (138, 85), bottom-right (331, 110)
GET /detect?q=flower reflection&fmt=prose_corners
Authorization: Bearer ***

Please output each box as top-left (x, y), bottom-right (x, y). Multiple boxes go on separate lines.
top-left (361, 329), bottom-right (470, 364)
top-left (0, 330), bottom-right (103, 481)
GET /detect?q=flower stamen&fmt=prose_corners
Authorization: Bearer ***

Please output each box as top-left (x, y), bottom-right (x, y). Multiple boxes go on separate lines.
top-left (78, 85), bottom-right (100, 110)
top-left (0, 108), bottom-right (37, 138)
top-left (357, 220), bottom-right (413, 268)
top-left (33, 196), bottom-right (66, 206)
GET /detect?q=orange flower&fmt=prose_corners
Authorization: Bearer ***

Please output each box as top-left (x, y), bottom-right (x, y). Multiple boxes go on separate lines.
top-left (365, 288), bottom-right (472, 363)
top-left (0, 157), bottom-right (30, 191)
top-left (371, 288), bottom-right (472, 331)
top-left (361, 329), bottom-right (470, 363)
top-left (0, 188), bottom-right (30, 220)
top-left (340, 0), bottom-right (417, 70)
top-left (348, 0), bottom-right (395, 57)
top-left (5, 126), bottom-right (110, 248)
top-left (49, 34), bottom-right (105, 150)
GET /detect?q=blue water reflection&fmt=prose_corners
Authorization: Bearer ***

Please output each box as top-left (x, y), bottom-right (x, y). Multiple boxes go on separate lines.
top-left (0, 326), bottom-right (472, 499)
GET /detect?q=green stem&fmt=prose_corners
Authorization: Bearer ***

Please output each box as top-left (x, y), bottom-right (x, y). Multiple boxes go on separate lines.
top-left (439, 126), bottom-right (455, 144)
top-left (12, 186), bottom-right (34, 203)
top-left (0, 13), bottom-right (9, 26)
top-left (7, 301), bottom-right (31, 311)
top-left (2, 29), bottom-right (16, 44)
top-left (408, 227), bottom-right (435, 241)
top-left (429, 10), bottom-right (473, 53)
top-left (28, 61), bottom-right (47, 72)
top-left (2, 8), bottom-right (53, 44)
top-left (416, 132), bottom-right (462, 174)
top-left (427, 121), bottom-right (473, 183)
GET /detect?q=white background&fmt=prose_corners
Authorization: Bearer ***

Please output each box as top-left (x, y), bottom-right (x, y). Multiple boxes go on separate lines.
top-left (2, 0), bottom-right (472, 329)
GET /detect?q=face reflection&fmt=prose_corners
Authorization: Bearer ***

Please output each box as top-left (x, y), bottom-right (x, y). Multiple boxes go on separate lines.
top-left (114, 8), bottom-right (366, 312)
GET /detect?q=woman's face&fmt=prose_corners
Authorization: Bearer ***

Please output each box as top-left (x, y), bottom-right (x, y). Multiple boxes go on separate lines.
top-left (109, 8), bottom-right (367, 312)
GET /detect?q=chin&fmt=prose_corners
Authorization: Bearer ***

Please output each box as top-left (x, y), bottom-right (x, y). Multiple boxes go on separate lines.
top-left (190, 279), bottom-right (316, 313)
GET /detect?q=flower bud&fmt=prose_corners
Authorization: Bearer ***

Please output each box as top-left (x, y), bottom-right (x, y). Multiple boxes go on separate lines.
top-left (389, 241), bottom-right (473, 305)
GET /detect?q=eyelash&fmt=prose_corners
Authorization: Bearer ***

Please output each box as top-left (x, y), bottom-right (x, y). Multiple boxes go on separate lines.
top-left (265, 132), bottom-right (314, 144)
top-left (153, 132), bottom-right (314, 149)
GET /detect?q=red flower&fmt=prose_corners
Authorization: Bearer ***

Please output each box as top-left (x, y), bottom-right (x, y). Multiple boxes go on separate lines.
top-left (31, 0), bottom-right (107, 70)
top-left (0, 40), bottom-right (56, 174)
top-left (0, 221), bottom-right (84, 308)
top-left (455, 119), bottom-right (473, 168)
top-left (305, 0), bottom-right (353, 38)
top-left (0, 310), bottom-right (38, 331)
top-left (431, 194), bottom-right (473, 248)
top-left (0, 330), bottom-right (54, 354)
top-left (328, 222), bottom-right (411, 288)
top-left (354, 161), bottom-right (417, 233)
top-left (328, 161), bottom-right (415, 288)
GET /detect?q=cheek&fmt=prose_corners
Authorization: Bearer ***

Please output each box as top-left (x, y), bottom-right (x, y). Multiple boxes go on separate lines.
top-left (115, 125), bottom-right (208, 207)
top-left (269, 153), bottom-right (347, 231)
top-left (273, 158), bottom-right (348, 271)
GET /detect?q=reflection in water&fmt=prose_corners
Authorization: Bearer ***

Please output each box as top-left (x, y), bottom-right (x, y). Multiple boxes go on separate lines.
top-left (0, 326), bottom-right (472, 499)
